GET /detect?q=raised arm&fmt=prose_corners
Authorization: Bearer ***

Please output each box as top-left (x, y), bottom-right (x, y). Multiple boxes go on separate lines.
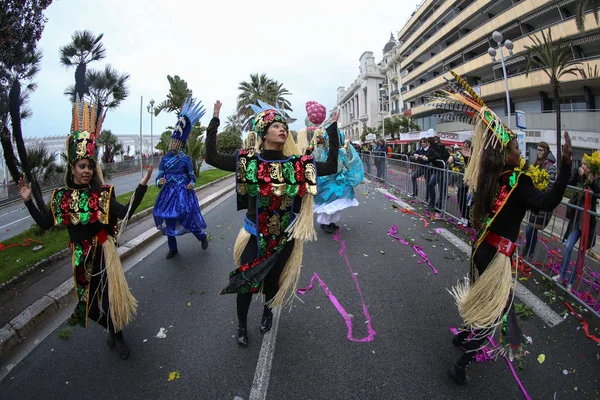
top-left (204, 100), bottom-right (237, 172)
top-left (18, 177), bottom-right (53, 230)
top-left (316, 112), bottom-right (340, 176)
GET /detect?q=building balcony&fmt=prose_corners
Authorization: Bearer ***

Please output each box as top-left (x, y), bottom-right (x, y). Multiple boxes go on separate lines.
top-left (401, 0), bottom-right (556, 88)
top-left (391, 109), bottom-right (400, 115)
top-left (402, 15), bottom-right (600, 103)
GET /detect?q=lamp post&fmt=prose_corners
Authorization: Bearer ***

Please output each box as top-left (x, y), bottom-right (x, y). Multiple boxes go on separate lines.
top-left (488, 31), bottom-right (514, 129)
top-left (146, 99), bottom-right (155, 159)
top-left (380, 86), bottom-right (387, 139)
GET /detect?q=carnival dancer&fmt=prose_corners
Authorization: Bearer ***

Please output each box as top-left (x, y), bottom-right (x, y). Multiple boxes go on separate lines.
top-left (205, 100), bottom-right (339, 346)
top-left (18, 97), bottom-right (153, 360)
top-left (153, 98), bottom-right (209, 259)
top-left (311, 105), bottom-right (364, 233)
top-left (426, 70), bottom-right (572, 384)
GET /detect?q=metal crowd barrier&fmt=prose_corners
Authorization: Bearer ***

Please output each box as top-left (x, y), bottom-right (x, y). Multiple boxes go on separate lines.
top-left (362, 152), bottom-right (600, 318)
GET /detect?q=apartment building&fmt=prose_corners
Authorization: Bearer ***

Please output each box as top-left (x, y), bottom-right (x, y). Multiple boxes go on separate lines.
top-left (384, 0), bottom-right (600, 160)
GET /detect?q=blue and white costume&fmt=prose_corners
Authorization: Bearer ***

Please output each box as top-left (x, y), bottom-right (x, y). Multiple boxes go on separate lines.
top-left (313, 129), bottom-right (364, 226)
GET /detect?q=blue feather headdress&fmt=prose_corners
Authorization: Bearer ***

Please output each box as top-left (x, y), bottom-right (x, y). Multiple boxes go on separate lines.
top-left (171, 97), bottom-right (206, 143)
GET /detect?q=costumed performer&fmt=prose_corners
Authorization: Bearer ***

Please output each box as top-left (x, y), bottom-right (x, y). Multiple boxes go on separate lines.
top-left (205, 99), bottom-right (339, 346)
top-left (426, 70), bottom-right (572, 384)
top-left (18, 97), bottom-right (153, 360)
top-left (153, 98), bottom-right (209, 259)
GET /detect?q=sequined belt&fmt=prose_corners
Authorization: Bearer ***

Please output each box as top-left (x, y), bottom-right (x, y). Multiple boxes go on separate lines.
top-left (484, 231), bottom-right (516, 257)
top-left (244, 217), bottom-right (257, 236)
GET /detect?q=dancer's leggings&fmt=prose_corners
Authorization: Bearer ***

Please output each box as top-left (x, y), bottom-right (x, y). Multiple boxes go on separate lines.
top-left (456, 242), bottom-right (497, 367)
top-left (86, 260), bottom-right (116, 333)
top-left (236, 237), bottom-right (295, 327)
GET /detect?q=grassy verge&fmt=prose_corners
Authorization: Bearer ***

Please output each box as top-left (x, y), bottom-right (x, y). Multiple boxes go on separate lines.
top-left (0, 169), bottom-right (232, 284)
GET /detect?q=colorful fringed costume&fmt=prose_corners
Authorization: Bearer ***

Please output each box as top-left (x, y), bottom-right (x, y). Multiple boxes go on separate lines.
top-left (205, 100), bottom-right (339, 344)
top-left (426, 70), bottom-right (572, 383)
top-left (24, 97), bottom-right (147, 335)
top-left (153, 98), bottom-right (208, 256)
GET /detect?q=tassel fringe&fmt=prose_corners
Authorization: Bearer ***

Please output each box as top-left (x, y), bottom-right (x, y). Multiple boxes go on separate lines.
top-left (285, 194), bottom-right (317, 242)
top-left (102, 237), bottom-right (137, 332)
top-left (233, 228), bottom-right (252, 266)
top-left (450, 251), bottom-right (514, 331)
top-left (268, 239), bottom-right (304, 309)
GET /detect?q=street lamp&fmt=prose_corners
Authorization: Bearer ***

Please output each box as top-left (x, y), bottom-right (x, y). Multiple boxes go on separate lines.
top-left (488, 31), bottom-right (514, 129)
top-left (146, 99), bottom-right (155, 158)
top-left (379, 87), bottom-right (387, 138)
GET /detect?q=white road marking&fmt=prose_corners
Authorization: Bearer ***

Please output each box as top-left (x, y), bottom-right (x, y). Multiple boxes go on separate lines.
top-left (249, 307), bottom-right (281, 400)
top-left (0, 215), bottom-right (32, 230)
top-left (436, 228), bottom-right (563, 327)
top-left (376, 188), bottom-right (415, 211)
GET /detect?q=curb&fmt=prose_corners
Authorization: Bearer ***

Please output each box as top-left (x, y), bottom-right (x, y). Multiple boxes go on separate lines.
top-left (0, 173), bottom-right (234, 293)
top-left (0, 179), bottom-right (235, 358)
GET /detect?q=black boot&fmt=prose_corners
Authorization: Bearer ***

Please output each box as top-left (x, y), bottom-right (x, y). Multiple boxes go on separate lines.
top-left (260, 310), bottom-right (273, 333)
top-left (452, 330), bottom-right (470, 348)
top-left (166, 249), bottom-right (178, 259)
top-left (329, 223), bottom-right (340, 230)
top-left (237, 327), bottom-right (248, 346)
top-left (107, 330), bottom-right (116, 349)
top-left (201, 236), bottom-right (209, 250)
top-left (114, 331), bottom-right (130, 360)
top-left (447, 364), bottom-right (470, 385)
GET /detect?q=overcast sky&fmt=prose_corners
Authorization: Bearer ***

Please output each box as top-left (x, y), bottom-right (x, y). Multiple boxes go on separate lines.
top-left (23, 0), bottom-right (419, 139)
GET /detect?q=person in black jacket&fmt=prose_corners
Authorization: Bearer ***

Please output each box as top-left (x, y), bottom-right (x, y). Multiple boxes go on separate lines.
top-left (409, 138), bottom-right (428, 197)
top-left (205, 100), bottom-right (339, 347)
top-left (428, 136), bottom-right (450, 210)
top-left (421, 137), bottom-right (440, 209)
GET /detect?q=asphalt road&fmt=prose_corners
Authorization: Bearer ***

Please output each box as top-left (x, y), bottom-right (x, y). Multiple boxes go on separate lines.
top-left (0, 163), bottom-right (212, 242)
top-left (0, 181), bottom-right (598, 399)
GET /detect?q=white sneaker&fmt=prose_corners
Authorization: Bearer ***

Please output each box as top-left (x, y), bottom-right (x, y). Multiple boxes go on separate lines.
top-left (567, 283), bottom-right (573, 291)
top-left (551, 275), bottom-right (561, 282)
top-left (461, 218), bottom-right (468, 226)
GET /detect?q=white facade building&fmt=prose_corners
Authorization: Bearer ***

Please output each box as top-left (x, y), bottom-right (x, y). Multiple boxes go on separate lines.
top-left (336, 51), bottom-right (386, 142)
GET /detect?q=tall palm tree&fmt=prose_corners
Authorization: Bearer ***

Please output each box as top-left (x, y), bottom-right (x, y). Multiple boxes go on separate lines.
top-left (7, 50), bottom-right (46, 210)
top-left (59, 30), bottom-right (106, 99)
top-left (525, 28), bottom-right (583, 160)
top-left (187, 124), bottom-right (207, 177)
top-left (236, 73), bottom-right (293, 129)
top-left (576, 1), bottom-right (600, 31)
top-left (154, 75), bottom-right (192, 116)
top-left (86, 64), bottom-right (130, 122)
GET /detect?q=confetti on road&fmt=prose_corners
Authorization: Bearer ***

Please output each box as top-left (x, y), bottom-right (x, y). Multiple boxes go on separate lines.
top-left (537, 354), bottom-right (545, 364)
top-left (168, 371), bottom-right (181, 381)
top-left (156, 328), bottom-right (167, 339)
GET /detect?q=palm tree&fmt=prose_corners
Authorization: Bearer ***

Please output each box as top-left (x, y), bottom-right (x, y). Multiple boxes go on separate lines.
top-left (86, 65), bottom-right (130, 122)
top-left (187, 124), bottom-right (207, 177)
top-left (525, 28), bottom-right (583, 160)
top-left (155, 130), bottom-right (172, 154)
top-left (7, 50), bottom-right (46, 210)
top-left (97, 130), bottom-right (124, 164)
top-left (224, 113), bottom-right (244, 134)
top-left (576, 1), bottom-right (600, 31)
top-left (398, 116), bottom-right (420, 133)
top-left (25, 143), bottom-right (60, 185)
top-left (59, 30), bottom-right (106, 99)
top-left (154, 75), bottom-right (192, 116)
top-left (236, 73), bottom-right (293, 129)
